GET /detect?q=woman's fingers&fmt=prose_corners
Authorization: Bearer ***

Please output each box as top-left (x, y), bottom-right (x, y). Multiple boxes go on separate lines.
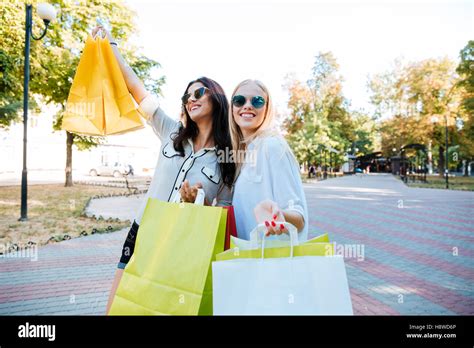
top-left (93, 26), bottom-right (107, 38)
top-left (179, 180), bottom-right (204, 203)
top-left (91, 25), bottom-right (114, 41)
top-left (179, 180), bottom-right (190, 202)
top-left (182, 180), bottom-right (190, 197)
top-left (271, 204), bottom-right (285, 222)
top-left (188, 188), bottom-right (198, 202)
top-left (188, 182), bottom-right (202, 202)
top-left (178, 187), bottom-right (187, 202)
top-left (264, 220), bottom-right (289, 236)
top-left (279, 223), bottom-right (289, 235)
top-left (273, 220), bottom-right (283, 235)
top-left (91, 26), bottom-right (101, 37)
top-left (265, 228), bottom-right (275, 237)
top-left (264, 221), bottom-right (277, 236)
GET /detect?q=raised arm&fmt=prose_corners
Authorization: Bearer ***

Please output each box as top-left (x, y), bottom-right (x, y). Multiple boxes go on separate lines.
top-left (92, 26), bottom-right (148, 104)
top-left (92, 25), bottom-right (178, 140)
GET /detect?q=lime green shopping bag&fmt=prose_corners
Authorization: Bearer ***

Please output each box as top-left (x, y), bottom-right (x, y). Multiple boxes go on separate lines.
top-left (217, 231), bottom-right (333, 261)
top-left (109, 198), bottom-right (227, 315)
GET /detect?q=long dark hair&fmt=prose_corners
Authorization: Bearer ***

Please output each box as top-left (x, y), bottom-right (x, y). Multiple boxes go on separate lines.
top-left (172, 76), bottom-right (235, 188)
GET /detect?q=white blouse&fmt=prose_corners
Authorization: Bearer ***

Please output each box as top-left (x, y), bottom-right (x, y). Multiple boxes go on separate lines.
top-left (232, 135), bottom-right (309, 242)
top-left (133, 94), bottom-right (232, 225)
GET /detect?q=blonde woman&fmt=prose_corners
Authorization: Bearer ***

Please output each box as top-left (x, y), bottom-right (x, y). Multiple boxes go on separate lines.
top-left (230, 79), bottom-right (308, 241)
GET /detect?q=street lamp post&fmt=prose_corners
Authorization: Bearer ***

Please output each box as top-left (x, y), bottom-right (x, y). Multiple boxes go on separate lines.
top-left (444, 115), bottom-right (449, 189)
top-left (431, 113), bottom-right (457, 190)
top-left (324, 150), bottom-right (327, 179)
top-left (329, 151), bottom-right (332, 177)
top-left (438, 82), bottom-right (459, 190)
top-left (401, 148), bottom-right (407, 183)
top-left (319, 147), bottom-right (322, 167)
top-left (19, 3), bottom-right (56, 221)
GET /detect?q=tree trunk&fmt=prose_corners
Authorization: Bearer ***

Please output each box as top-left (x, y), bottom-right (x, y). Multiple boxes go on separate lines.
top-left (65, 131), bottom-right (74, 187)
top-left (438, 146), bottom-right (444, 177)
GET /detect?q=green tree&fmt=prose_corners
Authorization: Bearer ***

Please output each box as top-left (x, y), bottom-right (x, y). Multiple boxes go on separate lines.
top-left (369, 57), bottom-right (465, 176)
top-left (1, 0), bottom-right (165, 186)
top-left (456, 41), bottom-right (474, 175)
top-left (457, 40), bottom-right (474, 114)
top-left (0, 1), bottom-right (34, 126)
top-left (351, 110), bottom-right (378, 155)
top-left (284, 52), bottom-right (377, 171)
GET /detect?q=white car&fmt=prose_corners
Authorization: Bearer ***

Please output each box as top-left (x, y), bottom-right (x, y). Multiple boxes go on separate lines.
top-left (89, 163), bottom-right (133, 178)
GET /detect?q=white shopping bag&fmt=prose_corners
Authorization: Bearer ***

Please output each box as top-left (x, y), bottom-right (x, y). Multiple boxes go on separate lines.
top-left (212, 222), bottom-right (353, 315)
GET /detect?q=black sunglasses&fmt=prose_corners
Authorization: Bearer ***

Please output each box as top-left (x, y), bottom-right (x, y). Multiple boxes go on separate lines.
top-left (232, 95), bottom-right (266, 109)
top-left (181, 86), bottom-right (209, 105)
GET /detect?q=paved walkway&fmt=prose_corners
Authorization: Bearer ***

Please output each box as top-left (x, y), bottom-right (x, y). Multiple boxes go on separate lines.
top-left (85, 194), bottom-right (143, 222)
top-left (0, 231), bottom-right (126, 315)
top-left (308, 174), bottom-right (474, 315)
top-left (0, 174), bottom-right (473, 315)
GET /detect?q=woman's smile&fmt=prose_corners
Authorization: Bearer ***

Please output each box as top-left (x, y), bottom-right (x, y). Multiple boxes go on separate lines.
top-left (189, 103), bottom-right (201, 112)
top-left (240, 112), bottom-right (256, 118)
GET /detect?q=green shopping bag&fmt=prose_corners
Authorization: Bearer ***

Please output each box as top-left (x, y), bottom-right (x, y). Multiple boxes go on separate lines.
top-left (217, 230), bottom-right (333, 261)
top-left (109, 197), bottom-right (227, 315)
top-left (229, 232), bottom-right (330, 250)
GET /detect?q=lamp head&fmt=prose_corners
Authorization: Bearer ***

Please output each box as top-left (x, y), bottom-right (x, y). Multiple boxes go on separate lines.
top-left (37, 3), bottom-right (56, 24)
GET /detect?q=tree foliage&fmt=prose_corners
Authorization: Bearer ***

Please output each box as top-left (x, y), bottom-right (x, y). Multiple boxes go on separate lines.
top-left (369, 51), bottom-right (472, 173)
top-left (1, 0), bottom-right (165, 184)
top-left (455, 41), bottom-right (474, 171)
top-left (1, 0), bottom-right (165, 135)
top-left (283, 52), bottom-right (377, 169)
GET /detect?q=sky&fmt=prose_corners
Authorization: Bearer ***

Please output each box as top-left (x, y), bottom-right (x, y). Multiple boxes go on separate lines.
top-left (124, 0), bottom-right (473, 122)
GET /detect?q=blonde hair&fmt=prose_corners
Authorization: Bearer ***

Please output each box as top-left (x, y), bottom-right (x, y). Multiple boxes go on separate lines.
top-left (229, 79), bottom-right (277, 178)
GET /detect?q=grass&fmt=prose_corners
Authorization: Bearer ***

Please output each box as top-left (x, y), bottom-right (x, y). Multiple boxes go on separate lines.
top-left (405, 175), bottom-right (474, 191)
top-left (0, 184), bottom-right (132, 248)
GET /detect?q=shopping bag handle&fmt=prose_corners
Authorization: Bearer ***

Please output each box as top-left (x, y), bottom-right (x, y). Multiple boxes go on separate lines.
top-left (171, 188), bottom-right (206, 205)
top-left (249, 222), bottom-right (299, 259)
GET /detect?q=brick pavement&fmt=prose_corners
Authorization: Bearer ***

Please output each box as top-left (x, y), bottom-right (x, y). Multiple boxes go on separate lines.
top-left (0, 231), bottom-right (127, 315)
top-left (307, 174), bottom-right (474, 315)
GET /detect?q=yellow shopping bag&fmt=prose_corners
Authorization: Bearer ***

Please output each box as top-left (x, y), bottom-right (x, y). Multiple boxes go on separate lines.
top-left (62, 35), bottom-right (144, 135)
top-left (109, 198), bottom-right (227, 315)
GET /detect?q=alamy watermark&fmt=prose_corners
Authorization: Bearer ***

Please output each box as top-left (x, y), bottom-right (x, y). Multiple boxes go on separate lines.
top-left (66, 102), bottom-right (96, 120)
top-left (216, 148), bottom-right (257, 166)
top-left (325, 242), bottom-right (365, 261)
top-left (0, 242), bottom-right (38, 261)
top-left (18, 322), bottom-right (55, 341)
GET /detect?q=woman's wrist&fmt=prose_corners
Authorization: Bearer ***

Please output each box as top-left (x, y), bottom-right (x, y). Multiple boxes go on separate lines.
top-left (282, 209), bottom-right (304, 232)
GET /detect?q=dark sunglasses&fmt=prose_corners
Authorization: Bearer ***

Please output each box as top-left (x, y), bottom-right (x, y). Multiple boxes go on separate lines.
top-left (232, 95), bottom-right (266, 109)
top-left (181, 86), bottom-right (209, 105)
